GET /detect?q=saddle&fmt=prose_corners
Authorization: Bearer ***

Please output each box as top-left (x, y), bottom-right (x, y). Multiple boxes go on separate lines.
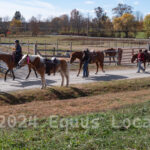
top-left (45, 57), bottom-right (60, 75)
top-left (89, 51), bottom-right (97, 63)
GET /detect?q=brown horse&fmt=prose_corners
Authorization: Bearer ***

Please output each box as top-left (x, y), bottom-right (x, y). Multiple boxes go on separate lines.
top-left (18, 55), bottom-right (69, 89)
top-left (70, 51), bottom-right (104, 76)
top-left (131, 52), bottom-right (150, 69)
top-left (0, 53), bottom-right (38, 81)
top-left (105, 48), bottom-right (123, 65)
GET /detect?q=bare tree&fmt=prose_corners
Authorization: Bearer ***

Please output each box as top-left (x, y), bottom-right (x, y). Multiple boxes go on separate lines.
top-left (70, 9), bottom-right (83, 34)
top-left (112, 3), bottom-right (133, 17)
top-left (29, 16), bottom-right (39, 36)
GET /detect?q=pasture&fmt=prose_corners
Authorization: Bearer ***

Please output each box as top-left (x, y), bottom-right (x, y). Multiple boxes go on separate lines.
top-left (0, 35), bottom-right (150, 149)
top-left (0, 78), bottom-right (150, 149)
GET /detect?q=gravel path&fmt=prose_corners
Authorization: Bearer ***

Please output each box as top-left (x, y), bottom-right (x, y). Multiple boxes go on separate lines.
top-left (0, 65), bottom-right (150, 92)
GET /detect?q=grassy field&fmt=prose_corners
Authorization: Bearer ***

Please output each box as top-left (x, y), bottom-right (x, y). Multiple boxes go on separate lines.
top-left (0, 35), bottom-right (148, 54)
top-left (0, 95), bottom-right (150, 149)
top-left (0, 78), bottom-right (150, 149)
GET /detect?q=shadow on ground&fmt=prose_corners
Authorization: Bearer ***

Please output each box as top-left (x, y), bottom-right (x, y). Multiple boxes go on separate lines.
top-left (86, 74), bottom-right (128, 81)
top-left (0, 92), bottom-right (33, 105)
top-left (11, 79), bottom-right (56, 88)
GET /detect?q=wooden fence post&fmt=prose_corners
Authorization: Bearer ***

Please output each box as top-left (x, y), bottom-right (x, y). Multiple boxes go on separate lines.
top-left (34, 43), bottom-right (37, 55)
top-left (70, 42), bottom-right (72, 51)
top-left (27, 40), bottom-right (29, 54)
top-left (53, 47), bottom-right (55, 56)
top-left (132, 49), bottom-right (134, 56)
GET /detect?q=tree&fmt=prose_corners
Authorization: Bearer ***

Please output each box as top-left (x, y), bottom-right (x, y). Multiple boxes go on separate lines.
top-left (59, 14), bottom-right (69, 34)
top-left (144, 14), bottom-right (150, 38)
top-left (70, 9), bottom-right (83, 34)
top-left (14, 11), bottom-right (22, 20)
top-left (94, 7), bottom-right (109, 36)
top-left (9, 11), bottom-right (23, 34)
top-left (112, 3), bottom-right (133, 17)
top-left (9, 19), bottom-right (22, 34)
top-left (29, 16), bottom-right (39, 36)
top-left (113, 13), bottom-right (135, 37)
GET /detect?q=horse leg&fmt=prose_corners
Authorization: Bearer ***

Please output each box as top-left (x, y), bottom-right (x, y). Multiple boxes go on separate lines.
top-left (95, 62), bottom-right (99, 74)
top-left (60, 71), bottom-right (64, 86)
top-left (11, 70), bottom-right (15, 80)
top-left (41, 76), bottom-right (46, 89)
top-left (26, 66), bottom-right (32, 79)
top-left (100, 61), bottom-right (105, 73)
top-left (109, 57), bottom-right (111, 65)
top-left (4, 69), bottom-right (10, 81)
top-left (33, 68), bottom-right (38, 78)
top-left (43, 76), bottom-right (46, 88)
top-left (77, 61), bottom-right (82, 77)
top-left (113, 57), bottom-right (116, 65)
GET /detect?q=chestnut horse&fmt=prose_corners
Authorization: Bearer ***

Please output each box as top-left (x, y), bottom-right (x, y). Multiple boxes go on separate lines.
top-left (131, 52), bottom-right (150, 69)
top-left (70, 51), bottom-right (104, 76)
top-left (0, 53), bottom-right (38, 81)
top-left (18, 55), bottom-right (69, 89)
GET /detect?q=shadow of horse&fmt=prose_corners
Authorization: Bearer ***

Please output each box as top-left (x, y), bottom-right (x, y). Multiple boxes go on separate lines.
top-left (85, 74), bottom-right (128, 81)
top-left (13, 79), bottom-right (56, 88)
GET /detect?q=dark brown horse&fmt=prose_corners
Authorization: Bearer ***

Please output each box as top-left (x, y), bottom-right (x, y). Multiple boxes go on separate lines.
top-left (0, 53), bottom-right (38, 81)
top-left (105, 48), bottom-right (123, 65)
top-left (70, 51), bottom-right (105, 76)
top-left (131, 52), bottom-right (150, 69)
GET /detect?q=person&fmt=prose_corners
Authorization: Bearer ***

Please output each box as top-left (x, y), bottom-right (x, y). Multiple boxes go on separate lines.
top-left (137, 49), bottom-right (145, 73)
top-left (13, 40), bottom-right (22, 65)
top-left (82, 49), bottom-right (90, 77)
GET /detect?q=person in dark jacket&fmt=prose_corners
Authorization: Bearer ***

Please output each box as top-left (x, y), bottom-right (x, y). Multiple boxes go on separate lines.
top-left (137, 49), bottom-right (145, 73)
top-left (13, 40), bottom-right (22, 65)
top-left (82, 49), bottom-right (90, 77)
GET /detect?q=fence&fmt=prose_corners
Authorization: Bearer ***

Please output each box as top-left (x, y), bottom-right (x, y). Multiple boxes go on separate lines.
top-left (0, 37), bottom-right (149, 65)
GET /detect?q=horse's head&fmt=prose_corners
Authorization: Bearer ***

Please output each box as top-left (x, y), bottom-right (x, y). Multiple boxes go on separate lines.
top-left (70, 51), bottom-right (83, 63)
top-left (131, 54), bottom-right (137, 63)
top-left (18, 54), bottom-right (30, 67)
top-left (70, 52), bottom-right (76, 63)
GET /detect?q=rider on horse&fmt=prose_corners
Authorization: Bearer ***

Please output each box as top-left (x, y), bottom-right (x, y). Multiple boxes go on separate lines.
top-left (13, 40), bottom-right (22, 65)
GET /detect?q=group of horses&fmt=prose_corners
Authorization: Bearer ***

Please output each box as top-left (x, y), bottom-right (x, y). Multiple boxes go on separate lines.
top-left (0, 48), bottom-right (148, 89)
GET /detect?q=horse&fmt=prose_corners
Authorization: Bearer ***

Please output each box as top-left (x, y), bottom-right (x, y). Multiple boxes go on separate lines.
top-left (70, 51), bottom-right (104, 76)
top-left (0, 53), bottom-right (38, 81)
top-left (104, 48), bottom-right (123, 65)
top-left (131, 52), bottom-right (150, 69)
top-left (18, 54), bottom-right (69, 89)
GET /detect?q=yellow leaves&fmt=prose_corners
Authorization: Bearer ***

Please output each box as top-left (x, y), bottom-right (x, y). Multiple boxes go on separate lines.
top-left (144, 14), bottom-right (150, 30)
top-left (113, 13), bottom-right (135, 31)
top-left (143, 14), bottom-right (150, 37)
top-left (10, 19), bottom-right (22, 27)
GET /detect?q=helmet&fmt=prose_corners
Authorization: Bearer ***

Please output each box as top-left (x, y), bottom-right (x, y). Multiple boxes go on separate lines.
top-left (15, 40), bottom-right (19, 43)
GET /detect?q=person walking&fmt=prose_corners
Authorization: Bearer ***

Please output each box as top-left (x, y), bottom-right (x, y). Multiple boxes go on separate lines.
top-left (137, 49), bottom-right (145, 73)
top-left (82, 49), bottom-right (90, 77)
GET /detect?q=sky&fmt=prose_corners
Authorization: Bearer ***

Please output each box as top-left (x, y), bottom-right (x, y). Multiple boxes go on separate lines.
top-left (0, 0), bottom-right (150, 21)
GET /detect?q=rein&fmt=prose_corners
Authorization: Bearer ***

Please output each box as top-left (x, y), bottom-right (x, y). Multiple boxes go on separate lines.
top-left (27, 56), bottom-right (30, 64)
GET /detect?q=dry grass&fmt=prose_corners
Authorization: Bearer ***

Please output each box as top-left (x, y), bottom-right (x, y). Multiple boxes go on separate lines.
top-left (0, 89), bottom-right (149, 118)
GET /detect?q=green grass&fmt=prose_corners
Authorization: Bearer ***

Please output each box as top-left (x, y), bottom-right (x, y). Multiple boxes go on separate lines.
top-left (0, 101), bottom-right (150, 149)
top-left (136, 32), bottom-right (146, 39)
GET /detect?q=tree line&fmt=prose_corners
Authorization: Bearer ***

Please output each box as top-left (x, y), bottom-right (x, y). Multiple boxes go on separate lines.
top-left (0, 3), bottom-right (150, 38)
